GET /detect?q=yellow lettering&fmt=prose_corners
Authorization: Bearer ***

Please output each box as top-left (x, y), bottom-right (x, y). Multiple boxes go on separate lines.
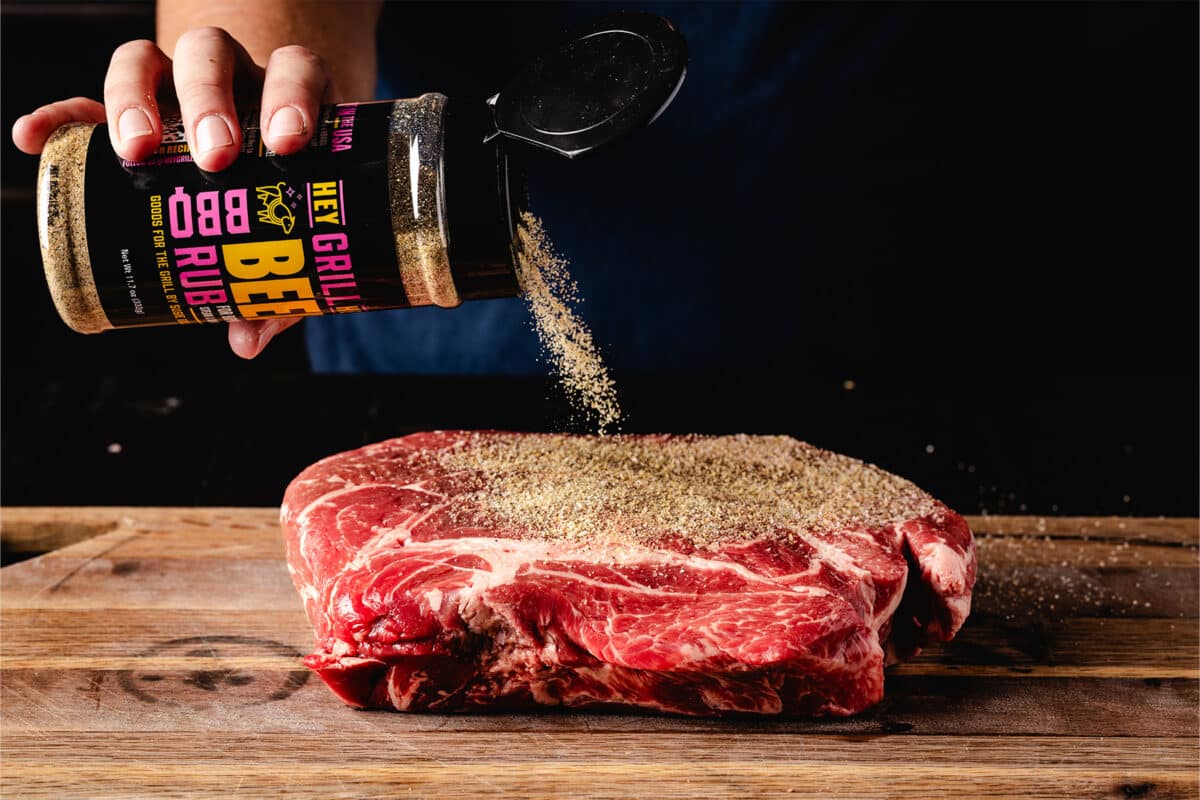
top-left (238, 299), bottom-right (321, 318)
top-left (222, 239), bottom-right (304, 280)
top-left (231, 277), bottom-right (314, 305)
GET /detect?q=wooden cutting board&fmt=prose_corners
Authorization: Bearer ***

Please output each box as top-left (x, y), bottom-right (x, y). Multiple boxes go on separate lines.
top-left (1, 508), bottom-right (1197, 799)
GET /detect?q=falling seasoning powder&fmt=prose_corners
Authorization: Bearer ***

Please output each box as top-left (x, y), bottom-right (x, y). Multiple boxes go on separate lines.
top-left (514, 212), bottom-right (622, 434)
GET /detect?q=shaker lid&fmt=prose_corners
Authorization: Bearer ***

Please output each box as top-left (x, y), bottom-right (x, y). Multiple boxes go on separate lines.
top-left (489, 12), bottom-right (687, 159)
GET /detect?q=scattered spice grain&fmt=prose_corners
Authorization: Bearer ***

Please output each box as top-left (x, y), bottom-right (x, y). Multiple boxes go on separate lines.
top-left (514, 212), bottom-right (621, 434)
top-left (440, 432), bottom-right (939, 548)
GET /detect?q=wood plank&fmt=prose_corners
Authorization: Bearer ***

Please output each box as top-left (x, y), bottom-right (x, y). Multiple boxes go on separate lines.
top-left (3, 611), bottom-right (1195, 678)
top-left (0, 766), bottom-right (1192, 800)
top-left (967, 515), bottom-right (1199, 544)
top-left (0, 554), bottom-right (301, 611)
top-left (897, 616), bottom-right (1200, 677)
top-left (0, 610), bottom-right (313, 659)
top-left (975, 534), bottom-right (1198, 568)
top-left (0, 507), bottom-right (279, 559)
top-left (1, 734), bottom-right (1195, 800)
top-left (1, 756), bottom-right (1195, 799)
top-left (3, 520), bottom-right (287, 564)
top-left (972, 566), bottom-right (1197, 620)
top-left (3, 667), bottom-right (1194, 737)
top-left (4, 732), bottom-right (1196, 768)
top-left (0, 514), bottom-right (118, 559)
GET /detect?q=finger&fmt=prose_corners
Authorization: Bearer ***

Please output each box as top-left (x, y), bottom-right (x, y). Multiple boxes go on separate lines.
top-left (103, 39), bottom-right (172, 162)
top-left (172, 27), bottom-right (257, 172)
top-left (228, 317), bottom-right (302, 359)
top-left (260, 45), bottom-right (333, 155)
top-left (11, 98), bottom-right (107, 154)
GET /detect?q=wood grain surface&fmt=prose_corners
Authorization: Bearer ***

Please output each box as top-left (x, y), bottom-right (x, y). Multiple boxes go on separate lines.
top-left (1, 508), bottom-right (1197, 799)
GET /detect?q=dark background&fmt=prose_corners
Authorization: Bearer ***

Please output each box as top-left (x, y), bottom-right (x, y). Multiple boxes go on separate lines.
top-left (1, 1), bottom-right (1196, 515)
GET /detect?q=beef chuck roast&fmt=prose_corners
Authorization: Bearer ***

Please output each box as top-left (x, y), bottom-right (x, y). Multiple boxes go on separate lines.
top-left (281, 432), bottom-right (975, 716)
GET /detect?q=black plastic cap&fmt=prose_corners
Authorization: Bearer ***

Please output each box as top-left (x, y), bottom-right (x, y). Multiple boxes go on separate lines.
top-left (491, 12), bottom-right (687, 159)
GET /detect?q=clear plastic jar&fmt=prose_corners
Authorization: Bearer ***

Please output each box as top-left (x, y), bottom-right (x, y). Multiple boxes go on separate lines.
top-left (37, 94), bottom-right (525, 333)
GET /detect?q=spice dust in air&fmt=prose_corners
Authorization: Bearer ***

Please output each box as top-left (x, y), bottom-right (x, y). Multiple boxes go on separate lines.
top-left (514, 212), bottom-right (622, 434)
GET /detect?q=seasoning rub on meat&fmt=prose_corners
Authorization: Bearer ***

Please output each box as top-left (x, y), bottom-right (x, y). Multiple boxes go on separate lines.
top-left (282, 432), bottom-right (975, 716)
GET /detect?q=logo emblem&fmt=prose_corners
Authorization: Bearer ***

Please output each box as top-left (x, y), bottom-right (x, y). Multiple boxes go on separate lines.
top-left (256, 182), bottom-right (296, 234)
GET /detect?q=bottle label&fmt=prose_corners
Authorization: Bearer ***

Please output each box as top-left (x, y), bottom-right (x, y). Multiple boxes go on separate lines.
top-left (84, 101), bottom-right (411, 327)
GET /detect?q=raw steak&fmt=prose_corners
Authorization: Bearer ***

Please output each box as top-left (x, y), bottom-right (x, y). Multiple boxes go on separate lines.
top-left (281, 432), bottom-right (975, 716)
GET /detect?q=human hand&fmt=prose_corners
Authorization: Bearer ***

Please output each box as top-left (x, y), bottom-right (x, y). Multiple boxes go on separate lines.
top-left (12, 28), bottom-right (338, 359)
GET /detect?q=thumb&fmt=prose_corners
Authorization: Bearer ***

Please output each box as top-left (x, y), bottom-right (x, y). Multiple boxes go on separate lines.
top-left (228, 318), bottom-right (302, 359)
top-left (12, 98), bottom-right (107, 155)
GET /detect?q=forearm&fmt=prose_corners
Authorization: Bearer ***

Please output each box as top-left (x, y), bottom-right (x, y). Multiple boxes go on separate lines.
top-left (157, 0), bottom-right (382, 100)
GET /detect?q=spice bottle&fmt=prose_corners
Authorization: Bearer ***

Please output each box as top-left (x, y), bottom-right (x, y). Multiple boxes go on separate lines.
top-left (35, 13), bottom-right (687, 334)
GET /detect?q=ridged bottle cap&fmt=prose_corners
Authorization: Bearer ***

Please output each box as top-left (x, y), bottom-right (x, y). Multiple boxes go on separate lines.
top-left (489, 12), bottom-right (688, 159)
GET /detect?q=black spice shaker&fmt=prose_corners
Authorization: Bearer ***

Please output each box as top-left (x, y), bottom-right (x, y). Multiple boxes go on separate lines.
top-left (36, 13), bottom-right (687, 334)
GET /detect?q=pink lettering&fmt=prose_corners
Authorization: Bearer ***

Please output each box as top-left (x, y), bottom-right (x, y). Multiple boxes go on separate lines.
top-left (315, 254), bottom-right (353, 273)
top-left (322, 282), bottom-right (358, 297)
top-left (312, 233), bottom-right (348, 252)
top-left (179, 269), bottom-right (223, 289)
top-left (332, 106), bottom-right (356, 152)
top-left (196, 191), bottom-right (220, 236)
top-left (185, 289), bottom-right (227, 305)
top-left (174, 246), bottom-right (218, 267)
top-left (168, 187), bottom-right (193, 238)
top-left (224, 189), bottom-right (249, 234)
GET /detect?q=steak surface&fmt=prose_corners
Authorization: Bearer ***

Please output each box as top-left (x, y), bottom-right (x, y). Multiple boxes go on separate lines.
top-left (281, 432), bottom-right (975, 716)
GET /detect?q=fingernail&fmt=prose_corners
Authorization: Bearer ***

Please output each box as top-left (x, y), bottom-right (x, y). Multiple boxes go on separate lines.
top-left (195, 115), bottom-right (233, 154)
top-left (268, 106), bottom-right (305, 139)
top-left (118, 107), bottom-right (153, 141)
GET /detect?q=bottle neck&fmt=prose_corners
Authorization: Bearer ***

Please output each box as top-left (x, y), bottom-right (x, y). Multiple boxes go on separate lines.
top-left (442, 99), bottom-right (527, 301)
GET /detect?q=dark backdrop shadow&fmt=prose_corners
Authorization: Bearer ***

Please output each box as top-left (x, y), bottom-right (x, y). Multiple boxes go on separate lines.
top-left (2, 1), bottom-right (1196, 513)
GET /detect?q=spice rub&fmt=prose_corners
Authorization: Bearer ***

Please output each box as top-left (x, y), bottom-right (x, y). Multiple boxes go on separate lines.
top-left (514, 213), bottom-right (622, 433)
top-left (439, 432), bottom-right (940, 548)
